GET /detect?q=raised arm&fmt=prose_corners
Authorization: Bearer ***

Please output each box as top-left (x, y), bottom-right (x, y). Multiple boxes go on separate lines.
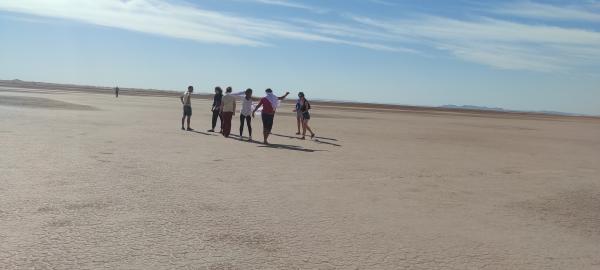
top-left (278, 92), bottom-right (290, 100)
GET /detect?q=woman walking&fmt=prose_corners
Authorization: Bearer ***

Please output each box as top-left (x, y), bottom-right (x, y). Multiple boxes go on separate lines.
top-left (298, 92), bottom-right (315, 140)
top-left (239, 88), bottom-right (253, 141)
top-left (209, 87), bottom-right (223, 133)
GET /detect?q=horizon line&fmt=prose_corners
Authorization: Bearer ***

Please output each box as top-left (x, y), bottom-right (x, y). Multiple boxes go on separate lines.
top-left (0, 78), bottom-right (597, 118)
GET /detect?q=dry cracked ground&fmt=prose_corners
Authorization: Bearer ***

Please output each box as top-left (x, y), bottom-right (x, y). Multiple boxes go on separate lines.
top-left (1, 87), bottom-right (600, 269)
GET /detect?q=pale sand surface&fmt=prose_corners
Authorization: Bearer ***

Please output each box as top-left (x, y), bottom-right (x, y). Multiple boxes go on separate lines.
top-left (1, 87), bottom-right (600, 269)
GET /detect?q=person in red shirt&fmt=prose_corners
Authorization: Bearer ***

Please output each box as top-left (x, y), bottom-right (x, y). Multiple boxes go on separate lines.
top-left (252, 88), bottom-right (289, 144)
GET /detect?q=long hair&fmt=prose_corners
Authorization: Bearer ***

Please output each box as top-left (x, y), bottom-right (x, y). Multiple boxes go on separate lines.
top-left (299, 93), bottom-right (310, 111)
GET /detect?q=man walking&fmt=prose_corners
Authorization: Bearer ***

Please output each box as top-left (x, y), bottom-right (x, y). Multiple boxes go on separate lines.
top-left (220, 86), bottom-right (236, 138)
top-left (252, 89), bottom-right (289, 144)
top-left (180, 86), bottom-right (193, 131)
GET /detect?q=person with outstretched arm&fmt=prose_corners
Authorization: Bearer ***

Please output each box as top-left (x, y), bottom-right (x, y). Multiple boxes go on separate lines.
top-left (252, 88), bottom-right (289, 144)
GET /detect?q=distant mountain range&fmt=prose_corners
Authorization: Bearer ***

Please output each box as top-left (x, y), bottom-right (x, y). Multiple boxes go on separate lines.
top-left (440, 105), bottom-right (585, 117)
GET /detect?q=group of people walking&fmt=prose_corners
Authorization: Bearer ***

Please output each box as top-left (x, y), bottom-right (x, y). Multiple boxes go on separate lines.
top-left (180, 86), bottom-right (315, 144)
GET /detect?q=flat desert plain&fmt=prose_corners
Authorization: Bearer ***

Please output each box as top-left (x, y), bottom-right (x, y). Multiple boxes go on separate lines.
top-left (1, 87), bottom-right (599, 269)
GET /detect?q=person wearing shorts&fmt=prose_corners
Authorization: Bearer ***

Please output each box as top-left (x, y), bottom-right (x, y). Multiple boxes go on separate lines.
top-left (298, 92), bottom-right (315, 139)
top-left (180, 86), bottom-right (193, 131)
top-left (252, 88), bottom-right (289, 144)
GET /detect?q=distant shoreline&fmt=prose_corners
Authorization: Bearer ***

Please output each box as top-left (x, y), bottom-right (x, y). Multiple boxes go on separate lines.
top-left (2, 79), bottom-right (598, 121)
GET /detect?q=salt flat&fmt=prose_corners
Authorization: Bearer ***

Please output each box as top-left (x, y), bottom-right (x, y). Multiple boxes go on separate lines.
top-left (1, 87), bottom-right (599, 269)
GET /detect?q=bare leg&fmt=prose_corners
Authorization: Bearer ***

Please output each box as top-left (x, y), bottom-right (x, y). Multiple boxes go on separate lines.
top-left (187, 116), bottom-right (191, 129)
top-left (181, 115), bottom-right (185, 129)
top-left (305, 122), bottom-right (314, 137)
top-left (301, 120), bottom-right (307, 139)
top-left (296, 117), bottom-right (301, 134)
top-left (303, 119), bottom-right (314, 138)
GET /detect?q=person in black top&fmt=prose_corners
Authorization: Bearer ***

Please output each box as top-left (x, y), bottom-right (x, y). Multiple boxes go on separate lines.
top-left (209, 87), bottom-right (223, 132)
top-left (298, 92), bottom-right (315, 139)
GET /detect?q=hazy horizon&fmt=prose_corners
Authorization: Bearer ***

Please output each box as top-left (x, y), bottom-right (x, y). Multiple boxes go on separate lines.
top-left (1, 0), bottom-right (599, 115)
top-left (4, 77), bottom-right (597, 117)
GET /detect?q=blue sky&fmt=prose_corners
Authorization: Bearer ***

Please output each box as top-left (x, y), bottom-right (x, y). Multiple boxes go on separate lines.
top-left (1, 0), bottom-right (599, 114)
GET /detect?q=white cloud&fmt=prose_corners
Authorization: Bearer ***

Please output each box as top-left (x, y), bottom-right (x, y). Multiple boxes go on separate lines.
top-left (0, 0), bottom-right (265, 46)
top-left (493, 1), bottom-right (600, 22)
top-left (291, 19), bottom-right (418, 53)
top-left (249, 0), bottom-right (328, 13)
top-left (350, 15), bottom-right (600, 71)
top-left (2, 0), bottom-right (599, 72)
top-left (0, 0), bottom-right (395, 51)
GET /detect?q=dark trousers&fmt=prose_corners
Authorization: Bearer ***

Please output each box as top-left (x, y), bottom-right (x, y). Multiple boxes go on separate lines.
top-left (261, 113), bottom-right (274, 133)
top-left (211, 110), bottom-right (222, 130)
top-left (221, 112), bottom-right (233, 137)
top-left (239, 114), bottom-right (252, 137)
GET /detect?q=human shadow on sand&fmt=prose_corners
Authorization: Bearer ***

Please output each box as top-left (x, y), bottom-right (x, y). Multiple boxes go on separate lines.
top-left (312, 139), bottom-right (341, 147)
top-left (227, 134), bottom-right (323, 152)
top-left (258, 143), bottom-right (324, 153)
top-left (315, 136), bottom-right (338, 141)
top-left (270, 133), bottom-right (341, 147)
top-left (189, 130), bottom-right (218, 136)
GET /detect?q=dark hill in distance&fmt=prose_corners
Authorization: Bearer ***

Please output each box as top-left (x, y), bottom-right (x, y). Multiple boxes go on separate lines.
top-left (440, 105), bottom-right (584, 117)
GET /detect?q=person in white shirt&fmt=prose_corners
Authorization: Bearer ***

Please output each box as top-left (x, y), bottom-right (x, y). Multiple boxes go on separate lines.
top-left (219, 86), bottom-right (236, 138)
top-left (239, 88), bottom-right (254, 140)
